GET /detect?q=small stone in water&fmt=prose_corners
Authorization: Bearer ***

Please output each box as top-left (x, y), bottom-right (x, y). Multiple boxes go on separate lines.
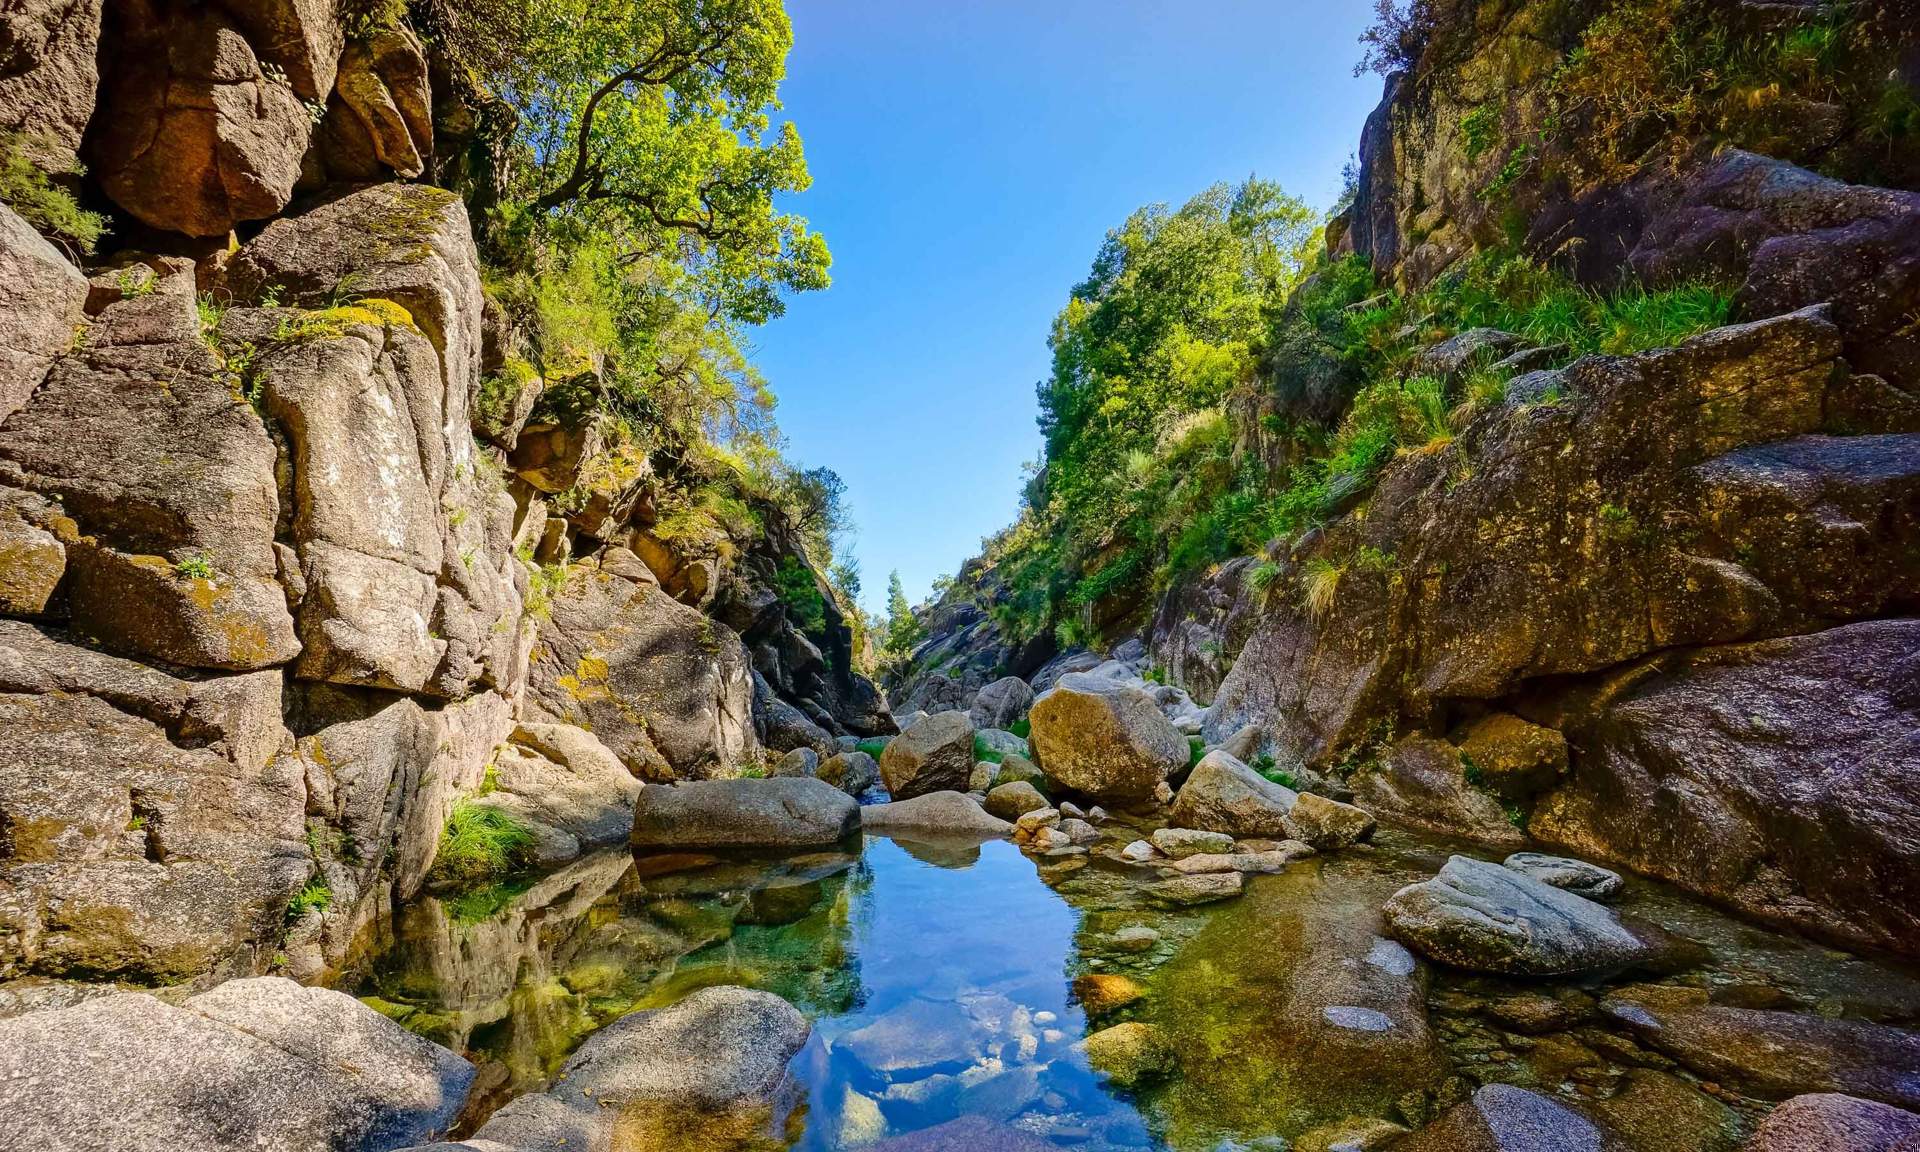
top-left (1058, 800), bottom-right (1087, 819)
top-left (1323, 1005), bottom-right (1396, 1033)
top-left (1152, 827), bottom-right (1235, 859)
top-left (1119, 839), bottom-right (1160, 863)
top-left (1110, 925), bottom-right (1161, 952)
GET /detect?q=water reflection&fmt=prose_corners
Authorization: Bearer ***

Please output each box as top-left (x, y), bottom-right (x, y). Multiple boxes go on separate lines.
top-left (347, 824), bottom-right (1920, 1151)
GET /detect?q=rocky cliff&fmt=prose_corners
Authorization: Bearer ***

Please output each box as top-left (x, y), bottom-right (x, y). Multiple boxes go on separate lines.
top-left (0, 0), bottom-right (886, 1002)
top-left (895, 0), bottom-right (1920, 959)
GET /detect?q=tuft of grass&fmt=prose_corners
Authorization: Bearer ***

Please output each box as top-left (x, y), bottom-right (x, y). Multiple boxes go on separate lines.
top-left (1187, 737), bottom-right (1206, 770)
top-left (444, 877), bottom-right (536, 926)
top-left (1251, 752), bottom-right (1299, 790)
top-left (1303, 558), bottom-right (1344, 620)
top-left (429, 799), bottom-right (536, 890)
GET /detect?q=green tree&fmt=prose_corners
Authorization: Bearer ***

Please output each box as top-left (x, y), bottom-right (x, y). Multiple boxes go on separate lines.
top-left (883, 571), bottom-right (922, 656)
top-left (498, 0), bottom-right (830, 327)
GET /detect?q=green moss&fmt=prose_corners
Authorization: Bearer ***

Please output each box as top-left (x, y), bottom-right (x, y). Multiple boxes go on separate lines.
top-left (855, 738), bottom-right (889, 760)
top-left (974, 733), bottom-right (1006, 765)
top-left (1008, 718), bottom-right (1031, 741)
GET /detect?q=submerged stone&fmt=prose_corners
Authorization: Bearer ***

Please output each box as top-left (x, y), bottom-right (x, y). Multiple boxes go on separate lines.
top-left (1383, 855), bottom-right (1658, 977)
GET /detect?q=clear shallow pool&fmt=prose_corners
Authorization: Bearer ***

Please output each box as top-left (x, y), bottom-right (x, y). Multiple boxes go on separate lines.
top-left (347, 827), bottom-right (1920, 1151)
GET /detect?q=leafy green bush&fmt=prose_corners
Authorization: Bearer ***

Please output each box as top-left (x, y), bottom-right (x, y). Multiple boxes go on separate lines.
top-left (429, 800), bottom-right (536, 891)
top-left (286, 877), bottom-right (332, 923)
top-left (774, 558), bottom-right (827, 635)
top-left (0, 133), bottom-right (105, 254)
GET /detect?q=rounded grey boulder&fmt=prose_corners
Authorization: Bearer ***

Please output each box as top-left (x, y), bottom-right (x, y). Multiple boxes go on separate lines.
top-left (1384, 855), bottom-right (1657, 977)
top-left (631, 777), bottom-right (859, 849)
top-left (862, 790), bottom-right (1014, 839)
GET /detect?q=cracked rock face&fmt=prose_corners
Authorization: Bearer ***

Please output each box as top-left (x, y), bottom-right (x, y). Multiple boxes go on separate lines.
top-left (87, 0), bottom-right (316, 237)
top-left (0, 620), bottom-right (305, 984)
top-left (0, 263), bottom-right (301, 671)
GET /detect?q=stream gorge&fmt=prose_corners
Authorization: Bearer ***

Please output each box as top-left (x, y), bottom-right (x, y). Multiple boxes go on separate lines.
top-left (344, 811), bottom-right (1920, 1152)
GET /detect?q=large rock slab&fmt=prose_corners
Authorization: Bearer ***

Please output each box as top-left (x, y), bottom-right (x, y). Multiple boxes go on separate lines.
top-left (631, 778), bottom-right (859, 850)
top-left (465, 722), bottom-right (642, 864)
top-left (1029, 671), bottom-right (1188, 802)
top-left (412, 986), bottom-right (807, 1152)
top-left (529, 554), bottom-right (754, 779)
top-left (862, 791), bottom-right (1013, 839)
top-left (1531, 618), bottom-right (1920, 956)
top-left (0, 269), bottom-right (299, 670)
top-left (0, 203), bottom-right (87, 423)
top-left (0, 622), bottom-right (305, 984)
top-left (1170, 749), bottom-right (1298, 838)
top-left (1602, 986), bottom-right (1920, 1109)
top-left (1383, 855), bottom-right (1658, 977)
top-left (1206, 309), bottom-right (1909, 776)
top-left (879, 709), bottom-right (976, 800)
top-left (1743, 1093), bottom-right (1920, 1152)
top-left (0, 977), bottom-right (474, 1151)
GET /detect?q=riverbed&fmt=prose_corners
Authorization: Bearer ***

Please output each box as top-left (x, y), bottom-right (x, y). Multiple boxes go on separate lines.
top-left (347, 825), bottom-right (1920, 1150)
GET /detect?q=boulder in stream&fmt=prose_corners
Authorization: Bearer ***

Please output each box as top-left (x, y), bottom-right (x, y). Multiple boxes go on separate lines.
top-left (1170, 749), bottom-right (1298, 838)
top-left (879, 709), bottom-right (977, 799)
top-left (862, 790), bottom-right (1013, 839)
top-left (1383, 855), bottom-right (1659, 977)
top-left (1395, 1083), bottom-right (1619, 1152)
top-left (631, 778), bottom-right (859, 849)
top-left (1028, 671), bottom-right (1188, 803)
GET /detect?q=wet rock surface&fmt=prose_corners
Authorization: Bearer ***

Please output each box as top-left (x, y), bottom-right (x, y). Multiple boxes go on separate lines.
top-left (1383, 855), bottom-right (1660, 977)
top-left (631, 778), bottom-right (859, 849)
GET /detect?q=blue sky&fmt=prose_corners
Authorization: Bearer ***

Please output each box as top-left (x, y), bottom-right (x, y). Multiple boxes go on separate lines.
top-left (753, 1), bottom-right (1384, 615)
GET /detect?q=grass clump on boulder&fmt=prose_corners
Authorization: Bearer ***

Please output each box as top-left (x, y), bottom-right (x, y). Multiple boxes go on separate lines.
top-left (428, 799), bottom-right (536, 891)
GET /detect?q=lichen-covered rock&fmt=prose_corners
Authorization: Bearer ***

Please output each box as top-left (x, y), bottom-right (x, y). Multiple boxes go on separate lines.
top-left (817, 750), bottom-right (879, 797)
top-left (320, 26), bottom-right (432, 180)
top-left (1383, 855), bottom-right (1658, 977)
top-left (88, 2), bottom-right (315, 236)
top-left (984, 780), bottom-right (1049, 821)
top-left (0, 621), bottom-right (304, 983)
top-left (0, 977), bottom-right (475, 1152)
top-left (1170, 750), bottom-right (1298, 838)
top-left (1207, 309), bottom-right (1911, 773)
top-left (631, 778), bottom-right (858, 849)
top-left (0, 203), bottom-right (87, 423)
top-left (1456, 713), bottom-right (1569, 801)
top-left (1147, 556), bottom-right (1257, 705)
top-left (1282, 791), bottom-right (1376, 851)
top-left (0, 0), bottom-right (102, 170)
top-left (0, 487), bottom-right (71, 616)
top-left (529, 555), bottom-right (754, 779)
top-left (464, 723), bottom-right (642, 864)
top-left (1352, 737), bottom-right (1527, 849)
top-left (1029, 671), bottom-right (1188, 803)
top-left (0, 269), bottom-right (300, 670)
top-left (1531, 618), bottom-right (1920, 955)
top-left (879, 709), bottom-right (976, 800)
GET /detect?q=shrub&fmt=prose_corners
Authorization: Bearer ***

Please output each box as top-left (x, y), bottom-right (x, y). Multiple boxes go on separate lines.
top-left (286, 877), bottom-right (332, 922)
top-left (429, 800), bottom-right (535, 890)
top-left (0, 133), bottom-right (106, 254)
top-left (774, 558), bottom-right (827, 634)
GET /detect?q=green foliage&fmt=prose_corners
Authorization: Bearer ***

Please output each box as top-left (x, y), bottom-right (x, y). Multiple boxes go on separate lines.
top-left (974, 733), bottom-right (1006, 765)
top-left (341, 0), bottom-right (407, 36)
top-left (1187, 737), bottom-right (1206, 770)
top-left (882, 570), bottom-right (923, 657)
top-left (173, 553), bottom-right (215, 581)
top-left (444, 877), bottom-right (537, 926)
top-left (1459, 104), bottom-right (1498, 162)
top-left (1251, 752), bottom-right (1299, 791)
top-left (1008, 717), bottom-right (1031, 741)
top-left (0, 133), bottom-right (106, 254)
top-left (774, 558), bottom-right (826, 635)
top-left (430, 800), bottom-right (536, 891)
top-left (286, 877), bottom-right (332, 923)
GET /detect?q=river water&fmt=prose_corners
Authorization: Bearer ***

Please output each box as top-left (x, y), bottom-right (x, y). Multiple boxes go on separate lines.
top-left (347, 826), bottom-right (1920, 1150)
